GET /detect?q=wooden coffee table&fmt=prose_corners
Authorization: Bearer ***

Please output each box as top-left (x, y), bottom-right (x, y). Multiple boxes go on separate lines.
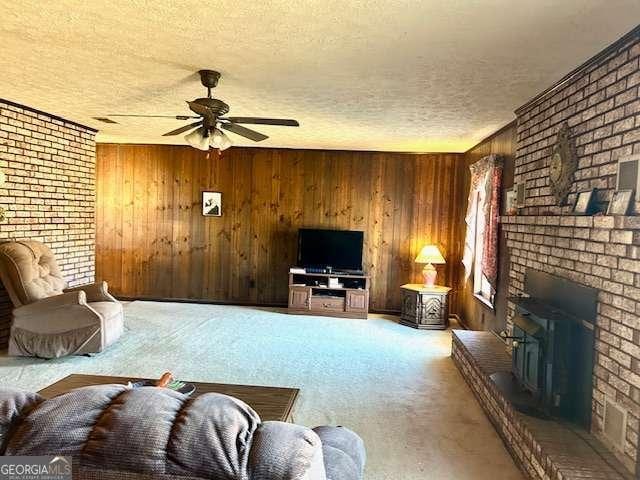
top-left (38, 374), bottom-right (299, 422)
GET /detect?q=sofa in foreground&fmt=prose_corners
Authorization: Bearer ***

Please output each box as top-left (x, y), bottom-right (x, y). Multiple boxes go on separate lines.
top-left (0, 385), bottom-right (365, 480)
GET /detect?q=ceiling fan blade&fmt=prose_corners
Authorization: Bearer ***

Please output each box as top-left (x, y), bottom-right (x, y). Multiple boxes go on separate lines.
top-left (107, 114), bottom-right (200, 120)
top-left (223, 117), bottom-right (299, 127)
top-left (93, 117), bottom-right (118, 124)
top-left (162, 121), bottom-right (203, 136)
top-left (221, 123), bottom-right (268, 142)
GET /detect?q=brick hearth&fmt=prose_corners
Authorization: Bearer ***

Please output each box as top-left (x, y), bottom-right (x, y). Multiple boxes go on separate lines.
top-left (452, 329), bottom-right (632, 480)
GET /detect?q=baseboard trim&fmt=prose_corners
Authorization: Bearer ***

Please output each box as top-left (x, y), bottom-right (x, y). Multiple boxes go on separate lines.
top-left (450, 313), bottom-right (469, 329)
top-left (117, 296), bottom-right (288, 309)
top-left (117, 296), bottom-right (401, 316)
top-left (370, 308), bottom-right (401, 315)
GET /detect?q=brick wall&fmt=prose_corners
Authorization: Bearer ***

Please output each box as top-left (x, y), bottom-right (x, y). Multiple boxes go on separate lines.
top-left (516, 35), bottom-right (639, 214)
top-left (504, 30), bottom-right (640, 474)
top-left (0, 100), bottom-right (97, 347)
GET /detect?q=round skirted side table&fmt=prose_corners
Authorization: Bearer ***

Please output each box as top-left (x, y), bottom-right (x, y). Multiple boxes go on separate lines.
top-left (399, 284), bottom-right (451, 330)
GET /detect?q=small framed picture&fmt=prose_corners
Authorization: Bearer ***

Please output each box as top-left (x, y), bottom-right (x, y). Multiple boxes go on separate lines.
top-left (607, 189), bottom-right (634, 215)
top-left (616, 154), bottom-right (640, 198)
top-left (202, 191), bottom-right (222, 217)
top-left (573, 188), bottom-right (597, 215)
top-left (505, 189), bottom-right (517, 215)
top-left (515, 182), bottom-right (526, 208)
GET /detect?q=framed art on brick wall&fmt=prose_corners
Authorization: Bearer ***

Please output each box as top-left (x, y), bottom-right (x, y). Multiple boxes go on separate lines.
top-left (515, 182), bottom-right (526, 209)
top-left (616, 154), bottom-right (640, 201)
top-left (504, 189), bottom-right (517, 215)
top-left (607, 189), bottom-right (633, 216)
top-left (573, 189), bottom-right (597, 215)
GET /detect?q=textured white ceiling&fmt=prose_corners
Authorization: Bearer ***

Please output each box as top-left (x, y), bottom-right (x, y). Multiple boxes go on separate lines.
top-left (1, 1), bottom-right (639, 152)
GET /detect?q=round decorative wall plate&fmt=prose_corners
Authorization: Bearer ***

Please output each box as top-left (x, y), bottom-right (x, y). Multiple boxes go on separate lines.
top-left (549, 123), bottom-right (577, 205)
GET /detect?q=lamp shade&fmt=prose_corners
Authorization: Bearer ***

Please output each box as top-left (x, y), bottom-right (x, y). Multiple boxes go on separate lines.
top-left (415, 245), bottom-right (445, 264)
top-left (184, 127), bottom-right (210, 151)
top-left (185, 127), bottom-right (233, 151)
top-left (210, 128), bottom-right (232, 151)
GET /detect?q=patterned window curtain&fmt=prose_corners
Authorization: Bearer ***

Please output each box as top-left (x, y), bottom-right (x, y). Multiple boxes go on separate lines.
top-left (462, 154), bottom-right (503, 293)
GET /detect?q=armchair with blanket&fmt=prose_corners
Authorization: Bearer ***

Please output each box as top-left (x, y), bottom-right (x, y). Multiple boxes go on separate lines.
top-left (0, 240), bottom-right (123, 358)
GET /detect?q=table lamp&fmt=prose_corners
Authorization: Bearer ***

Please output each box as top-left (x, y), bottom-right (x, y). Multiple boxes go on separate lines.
top-left (415, 245), bottom-right (445, 287)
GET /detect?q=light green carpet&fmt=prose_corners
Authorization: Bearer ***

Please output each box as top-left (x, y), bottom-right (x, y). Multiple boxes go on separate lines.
top-left (0, 301), bottom-right (522, 480)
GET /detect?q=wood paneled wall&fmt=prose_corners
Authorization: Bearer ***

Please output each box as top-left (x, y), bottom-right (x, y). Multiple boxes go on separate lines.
top-left (458, 122), bottom-right (517, 331)
top-left (96, 145), bottom-right (467, 312)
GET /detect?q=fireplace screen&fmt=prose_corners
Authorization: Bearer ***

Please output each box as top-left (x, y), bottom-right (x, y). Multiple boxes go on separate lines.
top-left (512, 313), bottom-right (543, 395)
top-left (494, 269), bottom-right (597, 428)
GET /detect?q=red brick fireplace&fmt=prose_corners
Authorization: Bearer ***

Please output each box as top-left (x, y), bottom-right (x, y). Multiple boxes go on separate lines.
top-left (502, 215), bottom-right (640, 473)
top-left (454, 26), bottom-right (640, 479)
top-left (503, 26), bottom-right (640, 473)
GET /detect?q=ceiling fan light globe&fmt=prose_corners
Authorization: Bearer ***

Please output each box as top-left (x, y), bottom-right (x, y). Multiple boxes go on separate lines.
top-left (210, 128), bottom-right (232, 151)
top-left (184, 127), bottom-right (210, 151)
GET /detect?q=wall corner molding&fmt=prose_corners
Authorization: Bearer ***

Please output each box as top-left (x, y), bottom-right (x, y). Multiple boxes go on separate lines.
top-left (0, 98), bottom-right (98, 133)
top-left (514, 24), bottom-right (640, 116)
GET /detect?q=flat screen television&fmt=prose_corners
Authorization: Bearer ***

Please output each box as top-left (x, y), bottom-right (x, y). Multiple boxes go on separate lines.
top-left (297, 228), bottom-right (364, 273)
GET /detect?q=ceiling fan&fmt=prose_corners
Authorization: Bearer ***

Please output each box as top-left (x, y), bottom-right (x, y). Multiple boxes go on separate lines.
top-left (95, 70), bottom-right (299, 151)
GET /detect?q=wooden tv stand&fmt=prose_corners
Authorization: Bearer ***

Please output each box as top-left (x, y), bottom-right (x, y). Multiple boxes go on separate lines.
top-left (288, 271), bottom-right (370, 319)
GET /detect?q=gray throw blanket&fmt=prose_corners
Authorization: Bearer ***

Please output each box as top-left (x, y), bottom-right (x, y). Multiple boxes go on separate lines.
top-left (0, 385), bottom-right (365, 480)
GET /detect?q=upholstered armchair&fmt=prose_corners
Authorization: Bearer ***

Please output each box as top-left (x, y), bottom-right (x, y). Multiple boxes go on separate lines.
top-left (0, 240), bottom-right (123, 358)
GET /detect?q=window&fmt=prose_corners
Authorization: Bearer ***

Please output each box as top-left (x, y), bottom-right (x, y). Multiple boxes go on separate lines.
top-left (471, 192), bottom-right (494, 307)
top-left (462, 155), bottom-right (502, 309)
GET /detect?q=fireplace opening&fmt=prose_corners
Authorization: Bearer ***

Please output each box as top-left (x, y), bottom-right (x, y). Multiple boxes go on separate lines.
top-left (491, 269), bottom-right (598, 429)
